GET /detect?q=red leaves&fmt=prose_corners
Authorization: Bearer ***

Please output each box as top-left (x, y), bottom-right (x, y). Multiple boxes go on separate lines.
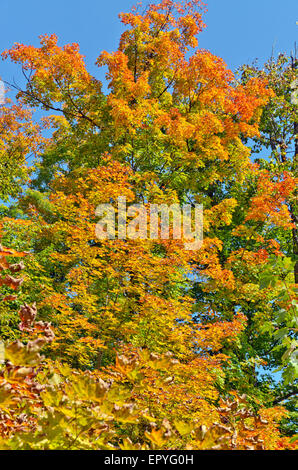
top-left (0, 245), bottom-right (27, 284)
top-left (19, 303), bottom-right (37, 331)
top-left (33, 321), bottom-right (55, 343)
top-left (7, 262), bottom-right (25, 273)
top-left (1, 295), bottom-right (17, 302)
top-left (0, 275), bottom-right (24, 290)
top-left (17, 296), bottom-right (55, 344)
top-left (0, 240), bottom-right (55, 344)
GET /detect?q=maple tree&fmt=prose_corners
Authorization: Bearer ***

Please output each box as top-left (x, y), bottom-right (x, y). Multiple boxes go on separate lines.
top-left (0, 0), bottom-right (297, 450)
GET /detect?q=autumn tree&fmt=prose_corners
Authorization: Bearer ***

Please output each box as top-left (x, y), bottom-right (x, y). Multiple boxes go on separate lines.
top-left (234, 53), bottom-right (297, 433)
top-left (0, 0), bottom-right (296, 449)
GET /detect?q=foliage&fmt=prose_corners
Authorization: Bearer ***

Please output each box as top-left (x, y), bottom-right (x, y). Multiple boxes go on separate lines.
top-left (0, 0), bottom-right (297, 450)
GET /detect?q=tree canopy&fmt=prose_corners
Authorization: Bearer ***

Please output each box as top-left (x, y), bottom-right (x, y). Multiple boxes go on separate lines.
top-left (0, 0), bottom-right (297, 450)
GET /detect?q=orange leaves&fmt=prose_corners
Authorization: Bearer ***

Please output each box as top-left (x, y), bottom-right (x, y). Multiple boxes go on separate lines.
top-left (2, 34), bottom-right (89, 84)
top-left (245, 170), bottom-right (297, 229)
top-left (155, 107), bottom-right (194, 149)
top-left (177, 13), bottom-right (203, 47)
top-left (0, 247), bottom-right (29, 259)
top-left (121, 0), bottom-right (206, 48)
top-left (207, 395), bottom-right (295, 450)
top-left (193, 237), bottom-right (236, 290)
top-left (0, 101), bottom-right (45, 199)
top-left (96, 12), bottom-right (272, 182)
top-left (231, 77), bottom-right (274, 123)
top-left (0, 248), bottom-right (13, 259)
top-left (103, 348), bottom-right (220, 428)
top-left (33, 159), bottom-right (201, 365)
top-left (0, 0), bottom-right (272, 196)
top-left (2, 35), bottom-right (102, 132)
top-left (176, 50), bottom-right (233, 97)
top-left (51, 156), bottom-right (134, 204)
top-left (98, 51), bottom-right (151, 100)
top-left (194, 312), bottom-right (247, 353)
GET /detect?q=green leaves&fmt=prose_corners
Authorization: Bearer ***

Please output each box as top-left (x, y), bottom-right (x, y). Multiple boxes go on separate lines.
top-left (258, 258), bottom-right (298, 384)
top-left (259, 256), bottom-right (295, 289)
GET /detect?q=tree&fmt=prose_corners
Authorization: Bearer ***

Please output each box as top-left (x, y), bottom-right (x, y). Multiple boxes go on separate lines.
top-left (236, 54), bottom-right (298, 432)
top-left (0, 0), bottom-right (296, 449)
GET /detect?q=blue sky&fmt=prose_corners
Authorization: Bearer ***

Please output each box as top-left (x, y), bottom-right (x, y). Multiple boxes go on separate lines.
top-left (0, 0), bottom-right (297, 88)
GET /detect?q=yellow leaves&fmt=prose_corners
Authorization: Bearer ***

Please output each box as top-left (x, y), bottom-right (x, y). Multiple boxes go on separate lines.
top-left (4, 340), bottom-right (41, 366)
top-left (110, 403), bottom-right (139, 424)
top-left (42, 114), bottom-right (71, 140)
top-left (141, 350), bottom-right (178, 370)
top-left (64, 374), bottom-right (110, 404)
top-left (40, 388), bottom-right (65, 408)
top-left (119, 438), bottom-right (144, 450)
top-left (32, 159), bottom-right (202, 363)
top-left (78, 337), bottom-right (106, 350)
top-left (204, 198), bottom-right (238, 230)
top-left (0, 101), bottom-right (44, 199)
top-left (0, 339), bottom-right (292, 450)
top-left (114, 354), bottom-right (142, 381)
top-left (145, 428), bottom-right (166, 448)
top-left (174, 419), bottom-right (194, 436)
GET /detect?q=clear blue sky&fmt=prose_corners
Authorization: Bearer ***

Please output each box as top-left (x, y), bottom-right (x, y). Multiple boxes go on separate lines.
top-left (0, 0), bottom-right (297, 88)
